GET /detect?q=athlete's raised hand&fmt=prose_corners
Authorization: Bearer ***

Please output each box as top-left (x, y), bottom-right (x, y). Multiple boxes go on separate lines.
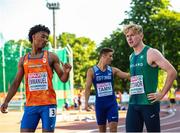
top-left (62, 63), bottom-right (72, 73)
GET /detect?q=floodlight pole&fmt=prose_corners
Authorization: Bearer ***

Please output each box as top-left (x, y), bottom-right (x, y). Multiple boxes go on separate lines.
top-left (2, 43), bottom-right (6, 94)
top-left (0, 34), bottom-right (6, 95)
top-left (46, 2), bottom-right (60, 49)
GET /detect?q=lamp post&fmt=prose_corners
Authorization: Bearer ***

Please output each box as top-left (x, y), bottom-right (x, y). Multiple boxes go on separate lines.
top-left (0, 33), bottom-right (6, 95)
top-left (46, 1), bottom-right (60, 49)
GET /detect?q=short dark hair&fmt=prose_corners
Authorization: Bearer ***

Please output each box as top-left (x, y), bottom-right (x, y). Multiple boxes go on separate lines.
top-left (28, 24), bottom-right (50, 43)
top-left (99, 47), bottom-right (114, 58)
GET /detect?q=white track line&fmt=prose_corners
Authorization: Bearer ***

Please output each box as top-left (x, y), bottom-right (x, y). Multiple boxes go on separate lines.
top-left (162, 126), bottom-right (180, 132)
top-left (161, 119), bottom-right (180, 126)
top-left (86, 111), bottom-right (177, 132)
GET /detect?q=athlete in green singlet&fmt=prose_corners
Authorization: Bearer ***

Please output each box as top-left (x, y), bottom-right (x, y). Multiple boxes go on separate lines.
top-left (123, 23), bottom-right (177, 132)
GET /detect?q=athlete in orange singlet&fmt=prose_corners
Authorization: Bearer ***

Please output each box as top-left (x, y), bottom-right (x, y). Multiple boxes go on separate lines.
top-left (0, 24), bottom-right (72, 132)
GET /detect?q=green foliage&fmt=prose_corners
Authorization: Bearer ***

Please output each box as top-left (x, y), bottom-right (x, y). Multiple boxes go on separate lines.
top-left (57, 32), bottom-right (97, 89)
top-left (17, 39), bottom-right (31, 48)
top-left (0, 49), bottom-right (3, 90)
top-left (2, 41), bottom-right (22, 92)
top-left (122, 0), bottom-right (171, 45)
top-left (150, 9), bottom-right (180, 75)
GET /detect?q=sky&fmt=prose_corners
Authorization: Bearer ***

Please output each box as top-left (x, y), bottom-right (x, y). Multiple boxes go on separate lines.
top-left (0, 0), bottom-right (179, 45)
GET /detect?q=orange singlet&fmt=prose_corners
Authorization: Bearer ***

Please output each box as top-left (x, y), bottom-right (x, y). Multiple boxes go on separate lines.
top-left (23, 51), bottom-right (56, 106)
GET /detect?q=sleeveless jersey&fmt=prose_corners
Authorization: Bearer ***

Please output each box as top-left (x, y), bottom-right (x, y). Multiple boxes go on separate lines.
top-left (92, 65), bottom-right (116, 103)
top-left (129, 45), bottom-right (158, 105)
top-left (23, 50), bottom-right (56, 106)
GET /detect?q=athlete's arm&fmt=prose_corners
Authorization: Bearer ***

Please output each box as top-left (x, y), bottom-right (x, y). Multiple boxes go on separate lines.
top-left (1, 57), bottom-right (24, 113)
top-left (113, 67), bottom-right (130, 80)
top-left (85, 68), bottom-right (93, 111)
top-left (147, 48), bottom-right (177, 103)
top-left (50, 52), bottom-right (71, 82)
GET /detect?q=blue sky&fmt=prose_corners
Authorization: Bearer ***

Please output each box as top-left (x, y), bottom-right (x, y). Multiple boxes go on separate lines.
top-left (0, 0), bottom-right (179, 45)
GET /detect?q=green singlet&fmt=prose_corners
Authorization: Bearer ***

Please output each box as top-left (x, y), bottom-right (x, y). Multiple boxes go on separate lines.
top-left (129, 45), bottom-right (158, 105)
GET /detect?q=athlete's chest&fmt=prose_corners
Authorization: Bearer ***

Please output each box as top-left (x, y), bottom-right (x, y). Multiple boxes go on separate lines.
top-left (94, 71), bottom-right (112, 82)
top-left (130, 54), bottom-right (147, 69)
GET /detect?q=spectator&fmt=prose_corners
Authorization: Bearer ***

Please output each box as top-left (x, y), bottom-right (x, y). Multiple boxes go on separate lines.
top-left (78, 89), bottom-right (83, 111)
top-left (168, 86), bottom-right (176, 112)
top-left (116, 91), bottom-right (122, 110)
top-left (73, 96), bottom-right (78, 110)
top-left (64, 99), bottom-right (70, 110)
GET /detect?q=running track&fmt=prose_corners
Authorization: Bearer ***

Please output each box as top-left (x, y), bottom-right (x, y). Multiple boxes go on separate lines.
top-left (54, 105), bottom-right (180, 132)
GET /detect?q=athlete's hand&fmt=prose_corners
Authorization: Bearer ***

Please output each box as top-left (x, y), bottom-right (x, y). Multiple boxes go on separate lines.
top-left (62, 63), bottom-right (72, 73)
top-left (1, 102), bottom-right (8, 113)
top-left (147, 92), bottom-right (163, 103)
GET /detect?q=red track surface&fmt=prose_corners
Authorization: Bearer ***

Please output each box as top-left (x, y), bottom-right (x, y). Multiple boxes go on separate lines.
top-left (0, 104), bottom-right (179, 132)
top-left (54, 105), bottom-right (180, 132)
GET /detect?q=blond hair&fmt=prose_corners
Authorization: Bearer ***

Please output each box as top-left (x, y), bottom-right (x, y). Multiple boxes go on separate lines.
top-left (123, 23), bottom-right (143, 35)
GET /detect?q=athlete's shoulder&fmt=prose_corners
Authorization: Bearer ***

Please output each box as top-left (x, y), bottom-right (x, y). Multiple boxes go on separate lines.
top-left (92, 65), bottom-right (99, 72)
top-left (147, 47), bottom-right (163, 58)
top-left (47, 51), bottom-right (56, 57)
top-left (111, 67), bottom-right (122, 75)
top-left (87, 67), bottom-right (94, 72)
top-left (147, 47), bottom-right (165, 67)
top-left (47, 51), bottom-right (59, 61)
top-left (86, 67), bottom-right (94, 77)
top-left (20, 53), bottom-right (29, 65)
top-left (111, 66), bottom-right (118, 71)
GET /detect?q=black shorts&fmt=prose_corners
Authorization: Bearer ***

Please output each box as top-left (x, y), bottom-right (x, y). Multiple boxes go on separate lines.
top-left (126, 102), bottom-right (160, 132)
top-left (170, 99), bottom-right (176, 104)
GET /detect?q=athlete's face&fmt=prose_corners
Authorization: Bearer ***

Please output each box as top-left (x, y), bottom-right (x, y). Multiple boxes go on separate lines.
top-left (125, 29), bottom-right (143, 48)
top-left (32, 31), bottom-right (49, 49)
top-left (103, 52), bottom-right (113, 65)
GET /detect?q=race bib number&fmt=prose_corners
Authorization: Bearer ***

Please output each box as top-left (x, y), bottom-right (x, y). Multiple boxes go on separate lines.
top-left (28, 72), bottom-right (48, 91)
top-left (49, 108), bottom-right (56, 117)
top-left (130, 75), bottom-right (145, 95)
top-left (97, 82), bottom-right (113, 97)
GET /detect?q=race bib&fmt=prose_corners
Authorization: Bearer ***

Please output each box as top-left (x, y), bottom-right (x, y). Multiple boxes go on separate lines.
top-left (49, 108), bottom-right (56, 117)
top-left (97, 82), bottom-right (113, 97)
top-left (130, 75), bottom-right (145, 95)
top-left (28, 72), bottom-right (48, 91)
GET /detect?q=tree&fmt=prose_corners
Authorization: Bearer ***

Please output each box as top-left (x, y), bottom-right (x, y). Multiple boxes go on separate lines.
top-left (151, 9), bottom-right (180, 89)
top-left (57, 32), bottom-right (97, 89)
top-left (3, 41), bottom-right (21, 91)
